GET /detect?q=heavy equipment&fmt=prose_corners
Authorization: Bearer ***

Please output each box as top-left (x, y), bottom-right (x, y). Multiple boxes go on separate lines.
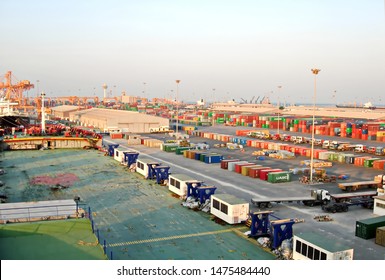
top-left (182, 181), bottom-right (217, 212)
top-left (247, 211), bottom-right (303, 249)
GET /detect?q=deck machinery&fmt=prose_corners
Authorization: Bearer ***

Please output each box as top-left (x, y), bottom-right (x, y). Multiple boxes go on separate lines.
top-left (186, 181), bottom-right (217, 204)
top-left (107, 144), bottom-right (119, 157)
top-left (248, 210), bottom-right (302, 249)
top-left (183, 181), bottom-right (217, 211)
top-left (123, 151), bottom-right (139, 167)
top-left (152, 165), bottom-right (171, 184)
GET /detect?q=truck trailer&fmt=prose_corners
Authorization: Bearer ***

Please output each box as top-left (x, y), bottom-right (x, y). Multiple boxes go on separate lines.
top-left (251, 189), bottom-right (331, 208)
top-left (338, 174), bottom-right (384, 192)
top-left (251, 190), bottom-right (378, 209)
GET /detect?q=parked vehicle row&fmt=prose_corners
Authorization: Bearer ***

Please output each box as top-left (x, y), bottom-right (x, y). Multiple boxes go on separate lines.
top-left (246, 130), bottom-right (385, 156)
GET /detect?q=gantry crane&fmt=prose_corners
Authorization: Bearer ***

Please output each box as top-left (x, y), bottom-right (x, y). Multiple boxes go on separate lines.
top-left (0, 71), bottom-right (34, 110)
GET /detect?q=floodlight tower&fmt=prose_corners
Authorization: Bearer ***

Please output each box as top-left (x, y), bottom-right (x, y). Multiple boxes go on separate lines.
top-left (102, 83), bottom-right (108, 99)
top-left (310, 68), bottom-right (321, 184)
top-left (41, 91), bottom-right (46, 134)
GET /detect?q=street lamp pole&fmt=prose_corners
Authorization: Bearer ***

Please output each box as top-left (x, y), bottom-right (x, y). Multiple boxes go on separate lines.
top-left (175, 80), bottom-right (181, 134)
top-left (212, 88), bottom-right (216, 126)
top-left (143, 82), bottom-right (146, 103)
top-left (41, 91), bottom-right (46, 134)
top-left (277, 86), bottom-right (282, 135)
top-left (310, 68), bottom-right (320, 184)
top-left (36, 80), bottom-right (40, 98)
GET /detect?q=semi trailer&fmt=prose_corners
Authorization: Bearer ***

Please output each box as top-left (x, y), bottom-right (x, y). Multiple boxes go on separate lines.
top-left (251, 189), bottom-right (378, 209)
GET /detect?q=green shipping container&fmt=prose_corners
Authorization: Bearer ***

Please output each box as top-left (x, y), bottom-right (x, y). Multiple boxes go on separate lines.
top-left (356, 216), bottom-right (385, 239)
top-left (267, 171), bottom-right (292, 183)
top-left (364, 158), bottom-right (380, 167)
top-left (337, 154), bottom-right (346, 163)
top-left (175, 147), bottom-right (191, 155)
top-left (164, 144), bottom-right (178, 152)
top-left (199, 153), bottom-right (208, 161)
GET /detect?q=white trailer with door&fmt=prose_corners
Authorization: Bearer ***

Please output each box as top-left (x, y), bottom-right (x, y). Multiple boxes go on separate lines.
top-left (293, 232), bottom-right (353, 260)
top-left (210, 194), bottom-right (249, 224)
top-left (168, 174), bottom-right (198, 199)
top-left (136, 158), bottom-right (161, 178)
top-left (113, 147), bottom-right (132, 164)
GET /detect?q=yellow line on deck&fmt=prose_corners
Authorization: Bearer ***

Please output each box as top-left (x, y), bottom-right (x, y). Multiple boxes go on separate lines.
top-left (108, 228), bottom-right (234, 248)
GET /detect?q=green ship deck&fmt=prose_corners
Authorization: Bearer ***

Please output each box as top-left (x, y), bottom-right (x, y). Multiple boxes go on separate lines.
top-left (0, 149), bottom-right (275, 260)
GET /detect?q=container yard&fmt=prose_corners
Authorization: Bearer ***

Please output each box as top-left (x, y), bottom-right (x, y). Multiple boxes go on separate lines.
top-left (1, 70), bottom-right (385, 260)
top-left (2, 116), bottom-right (385, 260)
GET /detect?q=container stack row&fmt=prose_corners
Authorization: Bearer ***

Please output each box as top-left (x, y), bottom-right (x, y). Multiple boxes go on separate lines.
top-left (220, 159), bottom-right (292, 183)
top-left (186, 130), bottom-right (385, 170)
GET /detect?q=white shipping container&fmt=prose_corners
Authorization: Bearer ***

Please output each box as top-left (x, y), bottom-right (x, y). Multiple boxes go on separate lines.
top-left (318, 151), bottom-right (333, 160)
top-left (210, 194), bottom-right (249, 224)
top-left (227, 161), bottom-right (248, 172)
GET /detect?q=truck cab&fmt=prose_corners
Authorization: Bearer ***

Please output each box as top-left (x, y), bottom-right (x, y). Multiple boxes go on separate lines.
top-left (354, 144), bottom-right (367, 153)
top-left (149, 126), bottom-right (171, 133)
top-left (322, 140), bottom-right (331, 149)
top-left (294, 136), bottom-right (304, 144)
top-left (375, 146), bottom-right (385, 156)
top-left (308, 189), bottom-right (331, 206)
top-left (367, 146), bottom-right (376, 154)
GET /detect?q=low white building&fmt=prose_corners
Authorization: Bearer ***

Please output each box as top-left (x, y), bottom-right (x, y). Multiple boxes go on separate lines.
top-left (210, 194), bottom-right (249, 224)
top-left (69, 108), bottom-right (169, 133)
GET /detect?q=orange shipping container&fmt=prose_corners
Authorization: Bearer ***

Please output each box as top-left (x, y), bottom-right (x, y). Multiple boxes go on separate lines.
top-left (110, 133), bottom-right (123, 139)
top-left (373, 160), bottom-right (385, 170)
top-left (354, 156), bottom-right (371, 166)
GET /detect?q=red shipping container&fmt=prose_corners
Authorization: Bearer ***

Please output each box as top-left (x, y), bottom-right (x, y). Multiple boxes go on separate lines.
top-left (235, 163), bottom-right (255, 173)
top-left (260, 169), bottom-right (282, 181)
top-left (220, 159), bottom-right (240, 169)
top-left (249, 167), bottom-right (271, 178)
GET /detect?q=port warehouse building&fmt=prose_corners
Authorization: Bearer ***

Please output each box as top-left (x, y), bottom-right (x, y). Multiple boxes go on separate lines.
top-left (51, 106), bottom-right (169, 133)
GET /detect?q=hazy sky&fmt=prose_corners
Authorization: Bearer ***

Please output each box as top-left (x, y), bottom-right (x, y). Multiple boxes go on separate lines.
top-left (1, 0), bottom-right (384, 105)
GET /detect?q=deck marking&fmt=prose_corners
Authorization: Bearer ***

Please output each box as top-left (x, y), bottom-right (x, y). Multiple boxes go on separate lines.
top-left (107, 228), bottom-right (233, 247)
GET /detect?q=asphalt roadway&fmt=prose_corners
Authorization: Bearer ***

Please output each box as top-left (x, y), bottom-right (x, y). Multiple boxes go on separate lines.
top-left (106, 125), bottom-right (385, 260)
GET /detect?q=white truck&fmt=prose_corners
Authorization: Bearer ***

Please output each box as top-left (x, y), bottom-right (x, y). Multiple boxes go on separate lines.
top-left (149, 126), bottom-right (173, 133)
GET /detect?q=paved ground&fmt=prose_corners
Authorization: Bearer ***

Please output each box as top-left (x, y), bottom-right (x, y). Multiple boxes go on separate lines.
top-left (1, 124), bottom-right (384, 260)
top-left (107, 125), bottom-right (385, 260)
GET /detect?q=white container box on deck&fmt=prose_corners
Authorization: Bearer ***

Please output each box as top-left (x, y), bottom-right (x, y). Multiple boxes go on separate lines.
top-left (113, 147), bottom-right (132, 164)
top-left (136, 158), bottom-right (161, 178)
top-left (293, 232), bottom-right (353, 260)
top-left (210, 194), bottom-right (249, 224)
top-left (168, 173), bottom-right (197, 198)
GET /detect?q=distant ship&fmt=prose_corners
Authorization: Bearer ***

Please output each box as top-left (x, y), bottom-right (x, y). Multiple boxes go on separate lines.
top-left (0, 98), bottom-right (30, 129)
top-left (336, 102), bottom-right (385, 110)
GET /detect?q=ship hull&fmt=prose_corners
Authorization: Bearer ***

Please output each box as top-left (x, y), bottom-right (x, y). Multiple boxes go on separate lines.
top-left (336, 105), bottom-right (376, 110)
top-left (0, 115), bottom-right (30, 128)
